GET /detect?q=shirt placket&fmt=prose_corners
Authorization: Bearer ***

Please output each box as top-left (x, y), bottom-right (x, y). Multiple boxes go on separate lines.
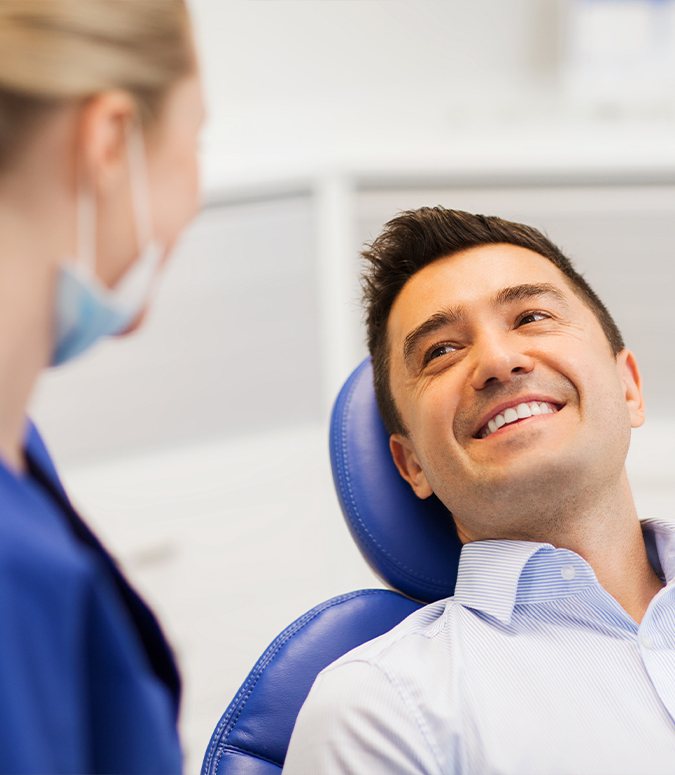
top-left (638, 583), bottom-right (675, 723)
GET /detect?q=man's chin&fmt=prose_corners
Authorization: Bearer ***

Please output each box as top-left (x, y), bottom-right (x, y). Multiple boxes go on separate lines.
top-left (466, 421), bottom-right (569, 471)
top-left (469, 451), bottom-right (581, 507)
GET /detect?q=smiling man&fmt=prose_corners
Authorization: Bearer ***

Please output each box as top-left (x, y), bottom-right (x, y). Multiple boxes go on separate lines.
top-left (283, 207), bottom-right (675, 774)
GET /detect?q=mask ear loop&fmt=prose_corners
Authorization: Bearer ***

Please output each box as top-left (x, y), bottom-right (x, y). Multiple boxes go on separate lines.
top-left (125, 120), bottom-right (154, 253)
top-left (77, 165), bottom-right (97, 278)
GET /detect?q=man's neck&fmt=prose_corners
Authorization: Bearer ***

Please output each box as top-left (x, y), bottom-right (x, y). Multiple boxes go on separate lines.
top-left (457, 472), bottom-right (665, 624)
top-left (560, 517), bottom-right (663, 624)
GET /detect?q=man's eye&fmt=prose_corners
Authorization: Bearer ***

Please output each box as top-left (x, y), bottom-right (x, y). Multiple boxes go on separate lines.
top-left (424, 342), bottom-right (459, 364)
top-left (517, 311), bottom-right (549, 326)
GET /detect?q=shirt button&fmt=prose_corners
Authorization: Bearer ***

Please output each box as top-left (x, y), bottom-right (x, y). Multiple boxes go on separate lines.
top-left (560, 565), bottom-right (576, 581)
top-left (640, 634), bottom-right (654, 649)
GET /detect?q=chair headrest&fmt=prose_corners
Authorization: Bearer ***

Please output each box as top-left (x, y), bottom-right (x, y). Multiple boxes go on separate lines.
top-left (330, 358), bottom-right (462, 603)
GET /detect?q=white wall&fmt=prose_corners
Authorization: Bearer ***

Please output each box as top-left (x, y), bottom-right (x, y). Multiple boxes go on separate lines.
top-left (190, 0), bottom-right (561, 171)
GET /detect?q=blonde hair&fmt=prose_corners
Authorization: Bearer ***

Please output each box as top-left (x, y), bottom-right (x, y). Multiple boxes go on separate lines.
top-left (0, 0), bottom-right (193, 168)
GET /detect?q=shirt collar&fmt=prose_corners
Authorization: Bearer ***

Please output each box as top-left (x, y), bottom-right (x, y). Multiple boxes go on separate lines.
top-left (452, 518), bottom-right (675, 625)
top-left (453, 539), bottom-right (549, 623)
top-left (641, 517), bottom-right (675, 584)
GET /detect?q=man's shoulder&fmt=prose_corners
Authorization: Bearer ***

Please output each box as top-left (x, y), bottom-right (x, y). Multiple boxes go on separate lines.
top-left (285, 597), bottom-right (462, 773)
top-left (321, 596), bottom-right (457, 682)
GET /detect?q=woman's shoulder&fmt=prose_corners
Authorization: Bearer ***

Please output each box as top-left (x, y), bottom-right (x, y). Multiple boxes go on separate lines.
top-left (0, 471), bottom-right (98, 609)
top-left (0, 445), bottom-right (113, 629)
top-left (0, 421), bottom-right (96, 575)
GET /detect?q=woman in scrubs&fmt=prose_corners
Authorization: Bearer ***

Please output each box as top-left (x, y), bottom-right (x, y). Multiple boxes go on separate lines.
top-left (0, 1), bottom-right (205, 772)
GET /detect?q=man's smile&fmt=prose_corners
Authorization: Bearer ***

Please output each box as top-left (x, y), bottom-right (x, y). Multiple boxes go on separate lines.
top-left (472, 396), bottom-right (565, 440)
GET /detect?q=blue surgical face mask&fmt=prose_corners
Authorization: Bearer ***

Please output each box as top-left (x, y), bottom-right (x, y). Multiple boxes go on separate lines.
top-left (51, 124), bottom-right (165, 366)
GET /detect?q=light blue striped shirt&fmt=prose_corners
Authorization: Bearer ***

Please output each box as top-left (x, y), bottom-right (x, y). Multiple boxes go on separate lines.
top-left (284, 518), bottom-right (675, 774)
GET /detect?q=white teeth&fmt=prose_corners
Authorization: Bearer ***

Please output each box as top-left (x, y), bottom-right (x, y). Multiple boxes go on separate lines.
top-left (480, 401), bottom-right (558, 438)
top-left (504, 407), bottom-right (518, 423)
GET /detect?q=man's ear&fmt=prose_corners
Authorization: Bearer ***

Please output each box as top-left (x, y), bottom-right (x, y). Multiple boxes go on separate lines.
top-left (389, 433), bottom-right (434, 499)
top-left (616, 349), bottom-right (645, 428)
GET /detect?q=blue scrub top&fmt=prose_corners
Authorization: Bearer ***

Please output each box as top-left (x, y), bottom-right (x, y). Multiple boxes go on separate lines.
top-left (0, 421), bottom-right (182, 774)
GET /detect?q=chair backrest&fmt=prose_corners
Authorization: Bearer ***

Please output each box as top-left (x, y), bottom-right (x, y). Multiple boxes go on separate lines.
top-left (201, 590), bottom-right (421, 775)
top-left (330, 358), bottom-right (462, 602)
top-left (202, 358), bottom-right (464, 774)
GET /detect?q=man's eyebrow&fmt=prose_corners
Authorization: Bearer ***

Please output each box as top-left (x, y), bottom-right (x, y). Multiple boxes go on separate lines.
top-left (402, 282), bottom-right (569, 367)
top-left (403, 306), bottom-right (466, 366)
top-left (494, 282), bottom-right (569, 308)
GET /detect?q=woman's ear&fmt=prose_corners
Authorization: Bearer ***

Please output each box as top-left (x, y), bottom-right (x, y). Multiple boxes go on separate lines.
top-left (616, 349), bottom-right (645, 428)
top-left (77, 90), bottom-right (136, 193)
top-left (389, 433), bottom-right (434, 499)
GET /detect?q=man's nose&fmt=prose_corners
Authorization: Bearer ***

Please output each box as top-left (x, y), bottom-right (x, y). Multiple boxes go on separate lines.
top-left (469, 333), bottom-right (535, 391)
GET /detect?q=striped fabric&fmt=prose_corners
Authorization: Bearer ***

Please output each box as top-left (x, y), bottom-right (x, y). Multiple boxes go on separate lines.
top-left (283, 519), bottom-right (675, 775)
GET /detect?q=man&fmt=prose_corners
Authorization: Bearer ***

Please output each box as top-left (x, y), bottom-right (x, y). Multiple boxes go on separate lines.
top-left (283, 207), bottom-right (675, 774)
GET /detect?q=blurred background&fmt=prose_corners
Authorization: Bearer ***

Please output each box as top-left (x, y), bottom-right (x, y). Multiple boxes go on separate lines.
top-left (29, 0), bottom-right (675, 770)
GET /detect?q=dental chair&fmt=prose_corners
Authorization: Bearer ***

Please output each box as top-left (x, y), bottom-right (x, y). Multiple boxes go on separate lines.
top-left (201, 358), bottom-right (463, 775)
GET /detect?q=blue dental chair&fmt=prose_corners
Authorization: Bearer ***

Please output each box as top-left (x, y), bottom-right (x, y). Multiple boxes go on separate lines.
top-left (201, 359), bottom-right (463, 775)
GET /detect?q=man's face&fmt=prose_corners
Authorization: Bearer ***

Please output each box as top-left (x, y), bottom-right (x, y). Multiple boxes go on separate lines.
top-left (387, 244), bottom-right (644, 542)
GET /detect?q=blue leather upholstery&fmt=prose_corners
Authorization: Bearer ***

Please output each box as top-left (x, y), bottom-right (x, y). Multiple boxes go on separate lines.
top-left (330, 358), bottom-right (462, 602)
top-left (202, 358), bottom-right (463, 774)
top-left (201, 590), bottom-right (421, 774)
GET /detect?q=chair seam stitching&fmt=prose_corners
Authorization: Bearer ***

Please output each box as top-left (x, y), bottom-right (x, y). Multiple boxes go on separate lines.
top-left (204, 589), bottom-right (396, 771)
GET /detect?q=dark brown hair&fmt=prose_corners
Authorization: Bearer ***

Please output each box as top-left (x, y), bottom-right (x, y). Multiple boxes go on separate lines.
top-left (362, 206), bottom-right (624, 435)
